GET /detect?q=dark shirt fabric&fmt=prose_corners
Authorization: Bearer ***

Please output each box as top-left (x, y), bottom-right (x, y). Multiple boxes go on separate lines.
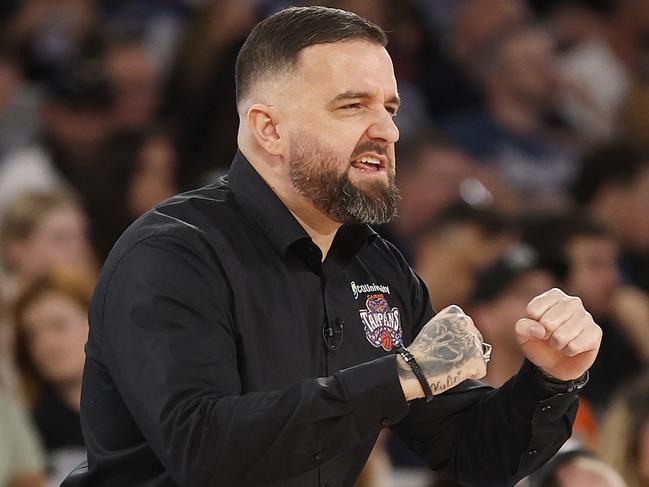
top-left (619, 251), bottom-right (649, 296)
top-left (33, 387), bottom-right (84, 451)
top-left (442, 111), bottom-right (575, 195)
top-left (63, 151), bottom-right (578, 487)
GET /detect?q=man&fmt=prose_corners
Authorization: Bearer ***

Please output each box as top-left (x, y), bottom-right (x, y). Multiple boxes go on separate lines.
top-left (380, 133), bottom-right (475, 262)
top-left (442, 24), bottom-right (575, 205)
top-left (571, 141), bottom-right (649, 294)
top-left (412, 201), bottom-right (512, 310)
top-left (63, 7), bottom-right (601, 487)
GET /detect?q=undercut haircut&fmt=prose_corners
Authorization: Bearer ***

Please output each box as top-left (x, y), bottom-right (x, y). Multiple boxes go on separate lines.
top-left (235, 6), bottom-right (387, 104)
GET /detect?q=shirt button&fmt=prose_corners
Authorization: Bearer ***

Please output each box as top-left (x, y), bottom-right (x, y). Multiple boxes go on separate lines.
top-left (528, 449), bottom-right (538, 455)
top-left (314, 451), bottom-right (323, 461)
top-left (381, 417), bottom-right (390, 426)
top-left (541, 405), bottom-right (552, 412)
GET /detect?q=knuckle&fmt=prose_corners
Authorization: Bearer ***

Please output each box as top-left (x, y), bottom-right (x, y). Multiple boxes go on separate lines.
top-left (446, 304), bottom-right (463, 315)
top-left (569, 295), bottom-right (583, 307)
top-left (526, 302), bottom-right (540, 318)
top-left (550, 332), bottom-right (567, 348)
top-left (542, 316), bottom-right (563, 329)
top-left (564, 342), bottom-right (580, 357)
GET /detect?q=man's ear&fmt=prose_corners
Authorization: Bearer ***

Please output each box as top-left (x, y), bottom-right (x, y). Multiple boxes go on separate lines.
top-left (247, 104), bottom-right (285, 157)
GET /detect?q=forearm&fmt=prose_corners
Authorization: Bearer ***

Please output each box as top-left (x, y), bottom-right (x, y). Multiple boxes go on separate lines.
top-left (392, 361), bottom-right (578, 486)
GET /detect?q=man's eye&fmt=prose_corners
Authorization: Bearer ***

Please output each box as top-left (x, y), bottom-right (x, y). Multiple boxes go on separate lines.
top-left (386, 106), bottom-right (398, 117)
top-left (342, 103), bottom-right (363, 110)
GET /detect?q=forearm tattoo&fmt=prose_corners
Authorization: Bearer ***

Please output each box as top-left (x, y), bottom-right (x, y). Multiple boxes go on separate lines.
top-left (398, 306), bottom-right (483, 395)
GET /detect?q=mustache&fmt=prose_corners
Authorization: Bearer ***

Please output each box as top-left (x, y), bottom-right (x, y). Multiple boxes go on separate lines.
top-left (350, 141), bottom-right (390, 161)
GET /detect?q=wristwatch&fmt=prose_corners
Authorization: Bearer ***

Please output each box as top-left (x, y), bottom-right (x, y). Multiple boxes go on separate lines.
top-left (534, 366), bottom-right (589, 393)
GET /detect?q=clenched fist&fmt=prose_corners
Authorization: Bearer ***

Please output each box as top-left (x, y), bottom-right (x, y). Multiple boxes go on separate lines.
top-left (515, 288), bottom-right (602, 381)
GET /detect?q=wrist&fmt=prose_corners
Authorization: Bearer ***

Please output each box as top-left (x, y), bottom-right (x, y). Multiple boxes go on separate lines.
top-left (396, 354), bottom-right (425, 400)
top-left (395, 345), bottom-right (433, 402)
top-left (532, 365), bottom-right (589, 393)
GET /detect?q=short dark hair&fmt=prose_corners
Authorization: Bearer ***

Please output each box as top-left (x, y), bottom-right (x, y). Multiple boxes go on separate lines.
top-left (519, 211), bottom-right (612, 282)
top-left (235, 6), bottom-right (387, 104)
top-left (571, 141), bottom-right (649, 206)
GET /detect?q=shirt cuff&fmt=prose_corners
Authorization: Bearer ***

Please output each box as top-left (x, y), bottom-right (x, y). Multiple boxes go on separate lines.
top-left (509, 360), bottom-right (579, 420)
top-left (333, 354), bottom-right (410, 427)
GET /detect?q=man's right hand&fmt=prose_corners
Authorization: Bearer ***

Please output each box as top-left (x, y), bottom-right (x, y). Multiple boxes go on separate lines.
top-left (397, 305), bottom-right (488, 401)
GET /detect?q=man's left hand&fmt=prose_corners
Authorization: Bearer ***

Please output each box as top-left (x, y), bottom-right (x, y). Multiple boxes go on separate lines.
top-left (515, 288), bottom-right (602, 381)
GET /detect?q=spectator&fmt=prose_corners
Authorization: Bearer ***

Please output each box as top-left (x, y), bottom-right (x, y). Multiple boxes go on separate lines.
top-left (571, 142), bottom-right (649, 294)
top-left (469, 245), bottom-right (557, 387)
top-left (84, 128), bottom-right (179, 260)
top-left (536, 449), bottom-right (627, 487)
top-left (522, 213), bottom-right (649, 411)
top-left (0, 291), bottom-right (46, 487)
top-left (381, 133), bottom-right (477, 260)
top-left (422, 0), bottom-right (531, 120)
top-left (0, 190), bottom-right (96, 298)
top-left (537, 0), bottom-right (630, 143)
top-left (443, 24), bottom-right (577, 205)
top-left (12, 268), bottom-right (93, 487)
top-left (0, 56), bottom-right (115, 217)
top-left (160, 0), bottom-right (260, 187)
top-left (104, 35), bottom-right (161, 133)
top-left (413, 201), bottom-right (512, 310)
top-left (3, 0), bottom-right (101, 83)
top-left (451, 0), bottom-right (530, 70)
top-left (0, 390), bottom-right (46, 487)
top-left (599, 373), bottom-right (649, 487)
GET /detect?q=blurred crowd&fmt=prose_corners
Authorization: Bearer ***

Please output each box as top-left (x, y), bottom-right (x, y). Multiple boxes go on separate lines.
top-left (0, 0), bottom-right (648, 486)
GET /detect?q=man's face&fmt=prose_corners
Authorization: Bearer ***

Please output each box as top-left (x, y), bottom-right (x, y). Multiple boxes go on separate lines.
top-left (624, 165), bottom-right (649, 250)
top-left (282, 40), bottom-right (401, 224)
top-left (565, 235), bottom-right (620, 317)
top-left (500, 29), bottom-right (558, 108)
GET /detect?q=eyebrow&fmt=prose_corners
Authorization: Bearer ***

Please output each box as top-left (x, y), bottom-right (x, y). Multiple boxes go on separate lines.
top-left (329, 91), bottom-right (401, 107)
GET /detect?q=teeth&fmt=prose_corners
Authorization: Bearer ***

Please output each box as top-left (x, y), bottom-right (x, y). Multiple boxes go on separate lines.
top-left (358, 156), bottom-right (381, 165)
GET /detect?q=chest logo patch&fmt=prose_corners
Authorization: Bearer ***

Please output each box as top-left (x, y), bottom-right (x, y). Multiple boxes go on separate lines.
top-left (359, 293), bottom-right (402, 351)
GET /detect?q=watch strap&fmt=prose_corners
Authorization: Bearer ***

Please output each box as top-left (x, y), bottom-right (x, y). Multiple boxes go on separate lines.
top-left (394, 345), bottom-right (434, 402)
top-left (534, 366), bottom-right (589, 393)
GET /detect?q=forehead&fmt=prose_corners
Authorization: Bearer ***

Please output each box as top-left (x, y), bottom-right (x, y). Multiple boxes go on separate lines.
top-left (294, 40), bottom-right (397, 100)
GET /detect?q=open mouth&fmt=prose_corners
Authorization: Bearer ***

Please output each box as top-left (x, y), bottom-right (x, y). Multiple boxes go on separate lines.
top-left (350, 153), bottom-right (387, 173)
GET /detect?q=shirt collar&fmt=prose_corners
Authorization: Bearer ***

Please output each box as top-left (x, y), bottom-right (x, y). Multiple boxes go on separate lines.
top-left (227, 150), bottom-right (377, 257)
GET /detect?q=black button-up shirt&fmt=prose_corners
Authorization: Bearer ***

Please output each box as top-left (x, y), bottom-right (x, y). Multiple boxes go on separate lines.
top-left (64, 152), bottom-right (578, 487)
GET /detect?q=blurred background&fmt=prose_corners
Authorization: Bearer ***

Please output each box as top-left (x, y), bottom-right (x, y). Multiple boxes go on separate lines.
top-left (0, 0), bottom-right (648, 486)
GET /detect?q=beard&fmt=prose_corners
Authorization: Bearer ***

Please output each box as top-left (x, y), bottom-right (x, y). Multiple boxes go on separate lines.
top-left (288, 134), bottom-right (400, 225)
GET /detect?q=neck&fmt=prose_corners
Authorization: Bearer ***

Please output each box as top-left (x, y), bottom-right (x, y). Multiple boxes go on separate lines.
top-left (243, 148), bottom-right (341, 259)
top-left (288, 204), bottom-right (340, 260)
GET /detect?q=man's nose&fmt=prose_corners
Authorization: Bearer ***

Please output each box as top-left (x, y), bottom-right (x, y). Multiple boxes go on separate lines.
top-left (367, 107), bottom-right (400, 145)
